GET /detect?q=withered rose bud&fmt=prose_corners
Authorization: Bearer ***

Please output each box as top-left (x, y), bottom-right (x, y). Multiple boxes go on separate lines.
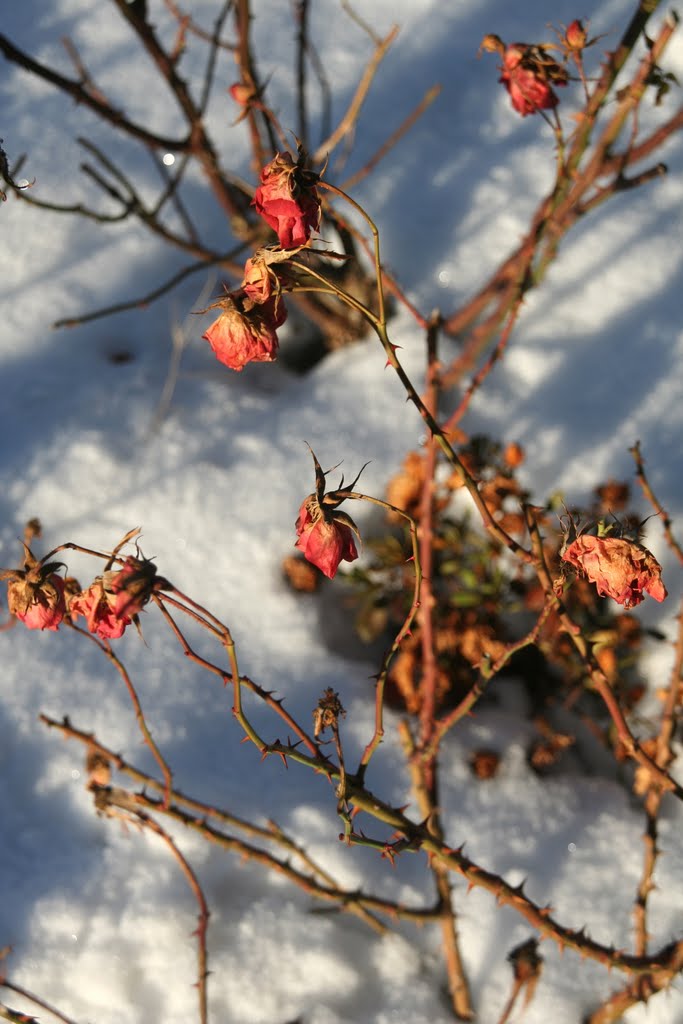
top-left (507, 937), bottom-right (543, 983)
top-left (561, 535), bottom-right (667, 609)
top-left (295, 448), bottom-right (364, 579)
top-left (70, 581), bottom-right (129, 640)
top-left (1, 546), bottom-right (66, 631)
top-left (202, 292), bottom-right (286, 371)
top-left (253, 151), bottom-right (320, 249)
top-left (497, 43), bottom-right (568, 117)
top-left (242, 255), bottom-right (276, 305)
top-left (313, 687), bottom-right (346, 738)
top-left (565, 19), bottom-right (587, 51)
top-left (104, 556), bottom-right (157, 619)
top-left (229, 82), bottom-right (255, 106)
top-left (478, 33), bottom-right (505, 56)
top-left (295, 497), bottom-right (359, 580)
top-left (70, 557), bottom-right (155, 641)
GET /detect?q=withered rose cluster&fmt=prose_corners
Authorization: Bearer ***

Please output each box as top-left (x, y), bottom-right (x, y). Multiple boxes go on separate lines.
top-left (201, 150), bottom-right (321, 372)
top-left (1, 549), bottom-right (158, 638)
top-left (480, 20), bottom-right (590, 118)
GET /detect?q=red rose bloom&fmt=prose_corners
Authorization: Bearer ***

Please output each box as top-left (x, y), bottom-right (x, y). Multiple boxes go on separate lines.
top-left (500, 44), bottom-right (566, 117)
top-left (295, 496), bottom-right (359, 580)
top-left (253, 152), bottom-right (320, 249)
top-left (203, 293), bottom-right (286, 371)
top-left (561, 535), bottom-right (667, 609)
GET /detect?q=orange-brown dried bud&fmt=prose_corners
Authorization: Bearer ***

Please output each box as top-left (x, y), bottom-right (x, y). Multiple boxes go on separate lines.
top-left (565, 19), bottom-right (588, 51)
top-left (2, 545), bottom-right (66, 631)
top-left (312, 687), bottom-right (346, 738)
top-left (503, 441), bottom-right (525, 468)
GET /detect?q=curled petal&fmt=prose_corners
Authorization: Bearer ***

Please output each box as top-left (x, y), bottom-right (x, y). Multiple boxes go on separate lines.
top-left (562, 536), bottom-right (667, 609)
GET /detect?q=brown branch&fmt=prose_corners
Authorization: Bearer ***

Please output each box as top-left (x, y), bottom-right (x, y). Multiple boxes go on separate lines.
top-left (311, 25), bottom-right (399, 166)
top-left (0, 980), bottom-right (80, 1024)
top-left (399, 722), bottom-right (474, 1020)
top-left (630, 441), bottom-right (683, 565)
top-left (340, 83), bottom-right (442, 191)
top-left (66, 621), bottom-right (174, 806)
top-left (93, 787), bottom-right (209, 1024)
top-left (0, 33), bottom-right (190, 152)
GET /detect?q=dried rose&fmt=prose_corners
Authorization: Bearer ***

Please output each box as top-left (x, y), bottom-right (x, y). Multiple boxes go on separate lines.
top-left (564, 19), bottom-right (587, 51)
top-left (295, 449), bottom-right (362, 579)
top-left (203, 292), bottom-right (286, 371)
top-left (241, 254), bottom-right (277, 305)
top-left (561, 535), bottom-right (667, 609)
top-left (1, 546), bottom-right (66, 631)
top-left (253, 151), bottom-right (320, 249)
top-left (500, 44), bottom-right (567, 117)
top-left (229, 83), bottom-right (255, 106)
top-left (106, 556), bottom-right (157, 619)
top-left (70, 581), bottom-right (130, 639)
top-left (70, 556), bottom-right (156, 640)
top-left (295, 498), bottom-right (359, 579)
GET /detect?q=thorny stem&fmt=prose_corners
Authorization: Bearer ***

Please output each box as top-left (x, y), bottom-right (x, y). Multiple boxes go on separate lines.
top-left (67, 621), bottom-right (173, 807)
top-left (444, 295), bottom-right (524, 433)
top-left (40, 714), bottom-right (438, 932)
top-left (526, 511), bottom-right (683, 802)
top-left (630, 441), bottom-right (683, 565)
top-left (417, 315), bottom-right (442, 762)
top-left (319, 182), bottom-right (535, 563)
top-left (153, 594), bottom-right (324, 759)
top-left (625, 442), bottom-right (683, 957)
top-left (439, 5), bottom-right (678, 389)
top-left (318, 181), bottom-right (386, 326)
top-left (0, 980), bottom-right (79, 1024)
top-left (93, 787), bottom-right (209, 1024)
top-left (341, 493), bottom-right (420, 782)
top-left (399, 721), bottom-right (474, 1021)
top-left (421, 598), bottom-right (556, 764)
top-left (36, 706), bottom-right (683, 977)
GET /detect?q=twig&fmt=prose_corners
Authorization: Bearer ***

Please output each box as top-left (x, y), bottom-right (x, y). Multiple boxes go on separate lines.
top-left (630, 441), bottom-right (683, 565)
top-left (0, 981), bottom-right (80, 1024)
top-left (311, 26), bottom-right (399, 166)
top-left (66, 621), bottom-right (174, 806)
top-left (93, 787), bottom-right (209, 1024)
top-left (340, 83), bottom-right (442, 191)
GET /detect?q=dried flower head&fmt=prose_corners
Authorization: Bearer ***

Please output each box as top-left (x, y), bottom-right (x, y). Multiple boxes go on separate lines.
top-left (253, 150), bottom-right (321, 249)
top-left (481, 35), bottom-right (568, 117)
top-left (561, 534), bottom-right (667, 609)
top-left (1, 545), bottom-right (66, 631)
top-left (295, 449), bottom-right (363, 579)
top-left (312, 687), bottom-right (346, 738)
top-left (564, 19), bottom-right (588, 51)
top-left (202, 291), bottom-right (286, 371)
top-left (499, 43), bottom-right (568, 117)
top-left (70, 556), bottom-right (157, 640)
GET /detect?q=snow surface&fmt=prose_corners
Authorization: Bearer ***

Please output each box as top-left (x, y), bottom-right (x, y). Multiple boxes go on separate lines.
top-left (1, 1), bottom-right (682, 1022)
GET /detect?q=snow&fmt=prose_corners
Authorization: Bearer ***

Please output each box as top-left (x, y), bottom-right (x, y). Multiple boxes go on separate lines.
top-left (1, 1), bottom-right (682, 1022)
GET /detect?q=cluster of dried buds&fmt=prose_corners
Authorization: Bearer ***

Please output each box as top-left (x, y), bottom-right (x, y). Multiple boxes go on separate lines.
top-left (201, 149), bottom-right (321, 371)
top-left (480, 20), bottom-right (593, 117)
top-left (1, 548), bottom-right (160, 639)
